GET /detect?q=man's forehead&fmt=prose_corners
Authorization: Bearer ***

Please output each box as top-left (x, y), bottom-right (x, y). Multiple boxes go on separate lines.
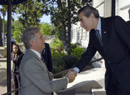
top-left (78, 13), bottom-right (84, 21)
top-left (36, 31), bottom-right (42, 36)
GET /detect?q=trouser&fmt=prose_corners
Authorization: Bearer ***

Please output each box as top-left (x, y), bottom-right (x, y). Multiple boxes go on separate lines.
top-left (106, 70), bottom-right (130, 95)
top-left (14, 73), bottom-right (20, 95)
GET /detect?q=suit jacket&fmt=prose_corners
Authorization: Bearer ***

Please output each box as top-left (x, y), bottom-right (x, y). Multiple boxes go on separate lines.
top-left (41, 43), bottom-right (53, 72)
top-left (76, 16), bottom-right (130, 92)
top-left (19, 49), bottom-right (68, 95)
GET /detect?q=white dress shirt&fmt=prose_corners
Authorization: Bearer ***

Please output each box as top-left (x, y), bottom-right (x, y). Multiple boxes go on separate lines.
top-left (30, 49), bottom-right (41, 59)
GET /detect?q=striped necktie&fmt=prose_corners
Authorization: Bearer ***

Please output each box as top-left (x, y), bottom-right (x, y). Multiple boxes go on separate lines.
top-left (95, 29), bottom-right (102, 46)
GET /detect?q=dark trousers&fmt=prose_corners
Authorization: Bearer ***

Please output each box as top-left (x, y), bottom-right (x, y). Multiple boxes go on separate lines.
top-left (106, 71), bottom-right (130, 95)
top-left (14, 73), bottom-right (20, 95)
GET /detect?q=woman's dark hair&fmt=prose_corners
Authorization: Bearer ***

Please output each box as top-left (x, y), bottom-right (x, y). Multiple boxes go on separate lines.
top-left (12, 43), bottom-right (23, 55)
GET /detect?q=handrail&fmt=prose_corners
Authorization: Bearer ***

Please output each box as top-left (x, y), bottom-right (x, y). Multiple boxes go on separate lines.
top-left (2, 88), bottom-right (21, 95)
top-left (2, 57), bottom-right (103, 95)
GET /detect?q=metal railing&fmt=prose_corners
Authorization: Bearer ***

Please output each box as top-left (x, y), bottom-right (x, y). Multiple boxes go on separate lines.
top-left (2, 58), bottom-right (103, 95)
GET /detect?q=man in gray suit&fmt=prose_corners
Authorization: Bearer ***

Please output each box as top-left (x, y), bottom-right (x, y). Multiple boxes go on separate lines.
top-left (19, 27), bottom-right (75, 95)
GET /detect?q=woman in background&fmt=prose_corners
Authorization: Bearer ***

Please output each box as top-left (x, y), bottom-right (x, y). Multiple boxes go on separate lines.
top-left (12, 43), bottom-right (24, 95)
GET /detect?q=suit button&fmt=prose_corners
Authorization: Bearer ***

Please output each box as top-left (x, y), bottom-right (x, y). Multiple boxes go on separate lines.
top-left (108, 61), bottom-right (110, 63)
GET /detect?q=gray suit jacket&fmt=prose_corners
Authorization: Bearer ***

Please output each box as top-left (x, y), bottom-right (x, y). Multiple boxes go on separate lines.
top-left (19, 49), bottom-right (68, 95)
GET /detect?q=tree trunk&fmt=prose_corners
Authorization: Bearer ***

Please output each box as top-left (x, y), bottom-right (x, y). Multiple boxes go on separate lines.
top-left (62, 22), bottom-right (67, 53)
top-left (0, 15), bottom-right (3, 46)
top-left (67, 0), bottom-right (71, 55)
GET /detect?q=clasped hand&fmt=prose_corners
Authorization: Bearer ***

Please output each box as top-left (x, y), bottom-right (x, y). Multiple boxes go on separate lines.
top-left (66, 70), bottom-right (77, 83)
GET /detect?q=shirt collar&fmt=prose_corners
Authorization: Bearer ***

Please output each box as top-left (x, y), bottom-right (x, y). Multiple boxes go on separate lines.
top-left (96, 17), bottom-right (101, 31)
top-left (30, 49), bottom-right (41, 59)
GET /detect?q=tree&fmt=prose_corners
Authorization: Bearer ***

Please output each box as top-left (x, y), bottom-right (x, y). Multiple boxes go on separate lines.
top-left (0, 14), bottom-right (2, 46)
top-left (11, 20), bottom-right (24, 33)
top-left (40, 23), bottom-right (52, 36)
top-left (13, 27), bottom-right (22, 43)
top-left (47, 0), bottom-right (92, 55)
top-left (0, 0), bottom-right (50, 44)
top-left (0, 5), bottom-right (20, 46)
top-left (16, 0), bottom-right (49, 28)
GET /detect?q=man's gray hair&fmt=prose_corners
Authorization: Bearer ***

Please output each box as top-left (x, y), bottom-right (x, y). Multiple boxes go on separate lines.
top-left (78, 6), bottom-right (99, 18)
top-left (22, 27), bottom-right (41, 49)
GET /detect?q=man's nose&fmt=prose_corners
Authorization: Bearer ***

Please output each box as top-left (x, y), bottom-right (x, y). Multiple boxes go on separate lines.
top-left (80, 22), bottom-right (83, 27)
top-left (43, 37), bottom-right (46, 41)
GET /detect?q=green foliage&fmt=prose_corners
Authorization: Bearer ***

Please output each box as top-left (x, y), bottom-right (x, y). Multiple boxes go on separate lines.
top-left (67, 43), bottom-right (86, 59)
top-left (50, 38), bottom-right (63, 48)
top-left (15, 0), bottom-right (47, 28)
top-left (12, 20), bottom-right (24, 33)
top-left (68, 43), bottom-right (80, 52)
top-left (51, 48), bottom-right (66, 58)
top-left (13, 27), bottom-right (22, 43)
top-left (53, 27), bottom-right (62, 40)
top-left (40, 23), bottom-right (52, 36)
top-left (62, 55), bottom-right (78, 69)
top-left (71, 47), bottom-right (86, 60)
top-left (53, 56), bottom-right (65, 74)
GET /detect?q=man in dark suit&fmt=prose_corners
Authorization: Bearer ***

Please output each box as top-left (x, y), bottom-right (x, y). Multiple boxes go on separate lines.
top-left (19, 27), bottom-right (75, 95)
top-left (41, 43), bottom-right (53, 73)
top-left (69, 6), bottom-right (130, 95)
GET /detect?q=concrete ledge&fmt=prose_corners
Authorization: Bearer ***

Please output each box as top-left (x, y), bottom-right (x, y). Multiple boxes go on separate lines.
top-left (0, 46), bottom-right (7, 57)
top-left (92, 88), bottom-right (106, 95)
top-left (75, 93), bottom-right (92, 95)
top-left (56, 68), bottom-right (105, 95)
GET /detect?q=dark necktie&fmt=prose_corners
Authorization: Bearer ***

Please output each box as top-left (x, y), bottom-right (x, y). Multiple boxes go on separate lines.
top-left (95, 29), bottom-right (102, 46)
top-left (41, 55), bottom-right (45, 63)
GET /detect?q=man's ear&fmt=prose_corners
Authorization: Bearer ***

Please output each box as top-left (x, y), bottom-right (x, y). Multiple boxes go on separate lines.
top-left (29, 41), bottom-right (34, 46)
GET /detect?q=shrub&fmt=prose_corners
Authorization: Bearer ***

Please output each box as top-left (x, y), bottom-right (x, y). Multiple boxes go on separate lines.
top-left (50, 38), bottom-right (63, 48)
top-left (68, 42), bottom-right (80, 53)
top-left (51, 48), bottom-right (66, 58)
top-left (71, 47), bottom-right (86, 60)
top-left (53, 56), bottom-right (65, 74)
top-left (62, 55), bottom-right (79, 69)
top-left (53, 56), bottom-right (65, 78)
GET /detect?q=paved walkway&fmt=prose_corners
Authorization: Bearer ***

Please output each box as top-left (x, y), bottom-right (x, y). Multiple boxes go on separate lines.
top-left (0, 58), bottom-right (10, 95)
top-left (0, 38), bottom-right (54, 95)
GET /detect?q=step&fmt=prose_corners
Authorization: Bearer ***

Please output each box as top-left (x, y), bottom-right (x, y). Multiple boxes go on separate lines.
top-left (75, 93), bottom-right (92, 95)
top-left (92, 88), bottom-right (106, 95)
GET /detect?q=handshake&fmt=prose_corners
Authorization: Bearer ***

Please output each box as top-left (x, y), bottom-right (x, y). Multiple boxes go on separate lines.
top-left (66, 70), bottom-right (77, 83)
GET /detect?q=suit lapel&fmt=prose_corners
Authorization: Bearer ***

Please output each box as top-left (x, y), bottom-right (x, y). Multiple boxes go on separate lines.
top-left (101, 17), bottom-right (109, 55)
top-left (27, 49), bottom-right (52, 80)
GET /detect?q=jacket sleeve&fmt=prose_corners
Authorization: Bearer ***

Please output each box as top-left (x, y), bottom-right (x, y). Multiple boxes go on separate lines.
top-left (24, 59), bottom-right (68, 93)
top-left (76, 32), bottom-right (97, 72)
